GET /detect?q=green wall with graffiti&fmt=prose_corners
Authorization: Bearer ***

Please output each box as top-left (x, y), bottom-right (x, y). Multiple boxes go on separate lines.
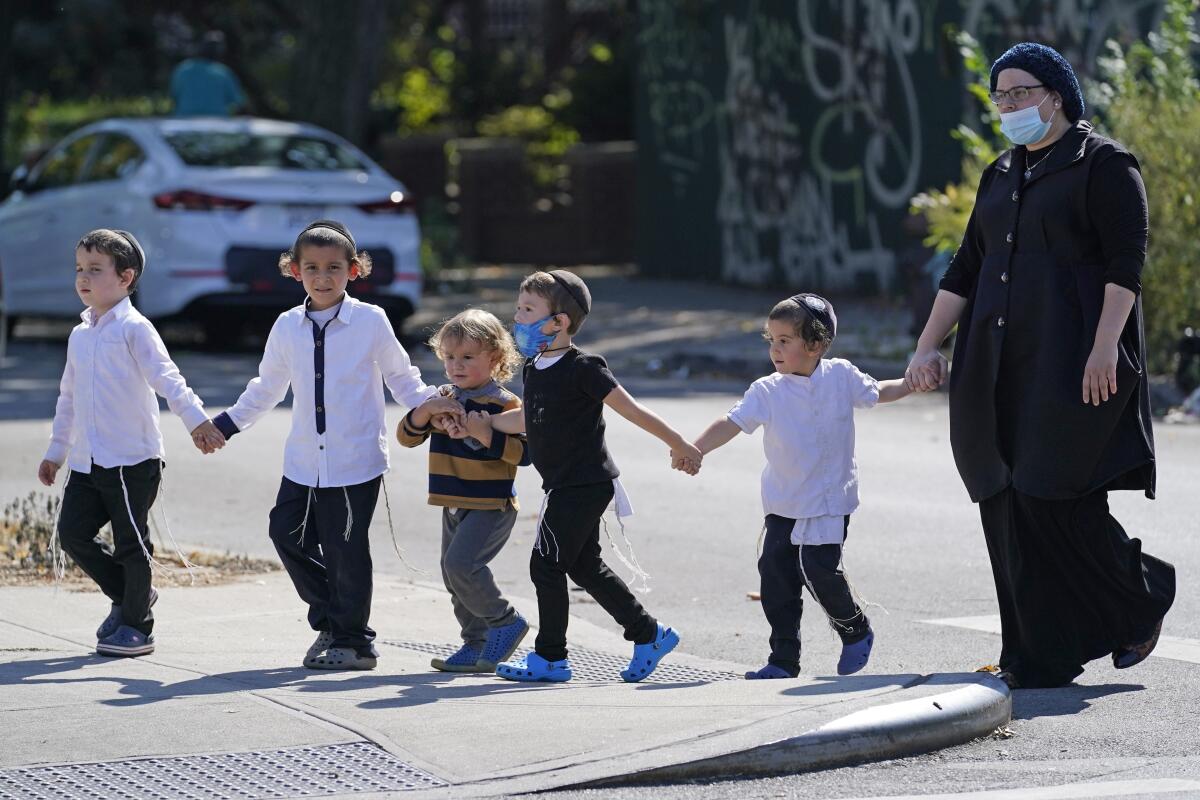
top-left (634, 0), bottom-right (1166, 292)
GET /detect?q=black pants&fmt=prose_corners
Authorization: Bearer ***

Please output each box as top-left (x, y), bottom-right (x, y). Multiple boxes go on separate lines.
top-left (759, 514), bottom-right (870, 676)
top-left (980, 487), bottom-right (1175, 688)
top-left (268, 476), bottom-right (381, 654)
top-left (58, 459), bottom-right (162, 636)
top-left (530, 481), bottom-right (658, 661)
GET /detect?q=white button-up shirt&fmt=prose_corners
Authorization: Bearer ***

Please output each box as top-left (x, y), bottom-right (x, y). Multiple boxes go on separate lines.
top-left (46, 297), bottom-right (209, 473)
top-left (727, 358), bottom-right (879, 521)
top-left (220, 295), bottom-right (436, 488)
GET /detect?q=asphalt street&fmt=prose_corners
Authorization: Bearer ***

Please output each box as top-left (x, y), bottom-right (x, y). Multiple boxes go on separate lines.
top-left (2, 335), bottom-right (1198, 799)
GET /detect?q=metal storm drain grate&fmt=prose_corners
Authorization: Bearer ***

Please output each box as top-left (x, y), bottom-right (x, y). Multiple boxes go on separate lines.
top-left (383, 639), bottom-right (741, 683)
top-left (0, 742), bottom-right (446, 800)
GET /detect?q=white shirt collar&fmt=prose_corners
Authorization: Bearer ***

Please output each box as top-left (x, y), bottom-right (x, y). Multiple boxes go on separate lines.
top-left (300, 293), bottom-right (356, 326)
top-left (81, 295), bottom-right (134, 328)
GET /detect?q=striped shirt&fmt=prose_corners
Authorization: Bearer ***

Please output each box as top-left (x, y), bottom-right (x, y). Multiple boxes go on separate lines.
top-left (397, 382), bottom-right (530, 510)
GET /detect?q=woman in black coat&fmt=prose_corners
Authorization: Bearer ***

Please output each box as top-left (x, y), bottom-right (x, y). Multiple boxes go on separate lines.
top-left (906, 42), bottom-right (1175, 689)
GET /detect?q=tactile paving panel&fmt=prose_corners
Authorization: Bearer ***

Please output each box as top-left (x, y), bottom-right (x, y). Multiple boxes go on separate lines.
top-left (0, 742), bottom-right (445, 799)
top-left (383, 639), bottom-right (741, 683)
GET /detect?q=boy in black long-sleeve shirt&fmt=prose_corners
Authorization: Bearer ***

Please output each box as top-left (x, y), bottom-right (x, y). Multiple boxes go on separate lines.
top-left (475, 270), bottom-right (702, 682)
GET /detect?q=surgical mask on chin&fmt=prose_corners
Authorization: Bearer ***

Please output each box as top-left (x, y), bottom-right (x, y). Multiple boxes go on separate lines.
top-left (513, 316), bottom-right (556, 357)
top-left (999, 93), bottom-right (1055, 146)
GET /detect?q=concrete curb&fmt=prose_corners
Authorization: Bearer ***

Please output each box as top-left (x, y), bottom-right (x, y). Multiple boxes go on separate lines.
top-left (570, 677), bottom-right (1011, 788)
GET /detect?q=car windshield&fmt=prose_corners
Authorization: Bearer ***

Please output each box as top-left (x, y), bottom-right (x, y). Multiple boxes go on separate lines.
top-left (163, 131), bottom-right (366, 170)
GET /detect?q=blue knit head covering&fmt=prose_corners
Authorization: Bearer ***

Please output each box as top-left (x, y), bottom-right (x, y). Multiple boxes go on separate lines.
top-left (990, 42), bottom-right (1084, 122)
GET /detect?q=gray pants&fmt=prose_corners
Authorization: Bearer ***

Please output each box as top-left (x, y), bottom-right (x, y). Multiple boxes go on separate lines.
top-left (441, 506), bottom-right (519, 647)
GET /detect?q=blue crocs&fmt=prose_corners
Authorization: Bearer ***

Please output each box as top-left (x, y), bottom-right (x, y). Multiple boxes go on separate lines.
top-left (96, 587), bottom-right (158, 640)
top-left (745, 664), bottom-right (794, 680)
top-left (837, 630), bottom-right (874, 676)
top-left (431, 644), bottom-right (484, 673)
top-left (621, 624), bottom-right (680, 683)
top-left (496, 652), bottom-right (572, 682)
top-left (478, 614), bottom-right (529, 670)
top-left (96, 625), bottom-right (155, 658)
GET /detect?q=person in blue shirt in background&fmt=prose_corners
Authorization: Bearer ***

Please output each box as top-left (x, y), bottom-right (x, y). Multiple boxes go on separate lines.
top-left (170, 31), bottom-right (246, 117)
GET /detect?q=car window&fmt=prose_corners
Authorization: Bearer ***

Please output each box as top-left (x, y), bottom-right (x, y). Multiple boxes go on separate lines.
top-left (28, 135), bottom-right (97, 191)
top-left (163, 132), bottom-right (366, 170)
top-left (85, 134), bottom-right (145, 183)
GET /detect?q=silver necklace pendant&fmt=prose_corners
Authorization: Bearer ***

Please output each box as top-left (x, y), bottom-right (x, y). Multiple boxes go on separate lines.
top-left (1024, 169), bottom-right (1032, 179)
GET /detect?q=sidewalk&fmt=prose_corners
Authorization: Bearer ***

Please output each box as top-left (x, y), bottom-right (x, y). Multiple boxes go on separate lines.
top-left (1, 573), bottom-right (1009, 798)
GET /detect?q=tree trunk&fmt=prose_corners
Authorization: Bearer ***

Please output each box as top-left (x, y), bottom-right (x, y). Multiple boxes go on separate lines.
top-left (0, 2), bottom-right (16, 174)
top-left (542, 0), bottom-right (570, 80)
top-left (287, 0), bottom-right (389, 146)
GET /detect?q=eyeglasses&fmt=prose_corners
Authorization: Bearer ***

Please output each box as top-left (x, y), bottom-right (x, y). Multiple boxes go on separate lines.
top-left (989, 84), bottom-right (1046, 104)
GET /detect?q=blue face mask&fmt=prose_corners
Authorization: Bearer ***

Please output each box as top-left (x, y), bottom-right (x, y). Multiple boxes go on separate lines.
top-left (513, 316), bottom-right (556, 358)
top-left (999, 93), bottom-right (1056, 146)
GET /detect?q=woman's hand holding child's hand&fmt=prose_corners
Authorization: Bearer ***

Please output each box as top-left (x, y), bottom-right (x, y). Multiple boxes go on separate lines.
top-left (191, 420), bottom-right (226, 454)
top-left (904, 349), bottom-right (947, 393)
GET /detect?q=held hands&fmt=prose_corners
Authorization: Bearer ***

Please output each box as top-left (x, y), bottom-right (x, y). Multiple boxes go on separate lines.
top-left (1082, 342), bottom-right (1119, 406)
top-left (904, 349), bottom-right (948, 393)
top-left (422, 396), bottom-right (467, 430)
top-left (431, 412), bottom-right (468, 438)
top-left (464, 410), bottom-right (493, 443)
top-left (191, 420), bottom-right (226, 454)
top-left (37, 459), bottom-right (60, 486)
top-left (670, 441), bottom-right (703, 476)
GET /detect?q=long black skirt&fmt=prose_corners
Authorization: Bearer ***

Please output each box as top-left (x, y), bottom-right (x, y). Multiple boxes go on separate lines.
top-left (979, 487), bottom-right (1175, 688)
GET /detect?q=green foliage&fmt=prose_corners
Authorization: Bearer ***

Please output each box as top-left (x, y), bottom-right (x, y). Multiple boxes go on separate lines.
top-left (909, 31), bottom-right (1003, 255)
top-left (1092, 0), bottom-right (1200, 372)
top-left (418, 197), bottom-right (464, 277)
top-left (476, 103), bottom-right (580, 186)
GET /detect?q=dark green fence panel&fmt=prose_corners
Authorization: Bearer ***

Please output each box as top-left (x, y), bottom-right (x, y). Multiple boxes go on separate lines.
top-left (635, 0), bottom-right (1166, 292)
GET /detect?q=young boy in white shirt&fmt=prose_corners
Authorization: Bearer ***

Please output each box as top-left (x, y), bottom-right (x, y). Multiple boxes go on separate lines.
top-left (212, 220), bottom-right (439, 671)
top-left (38, 229), bottom-right (224, 658)
top-left (689, 293), bottom-right (911, 679)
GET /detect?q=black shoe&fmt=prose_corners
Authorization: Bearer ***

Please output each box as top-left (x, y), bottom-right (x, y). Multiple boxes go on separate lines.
top-left (1113, 619), bottom-right (1162, 669)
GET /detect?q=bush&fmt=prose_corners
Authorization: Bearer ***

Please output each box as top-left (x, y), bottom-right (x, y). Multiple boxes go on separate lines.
top-left (475, 102), bottom-right (580, 188)
top-left (0, 491), bottom-right (64, 573)
top-left (1091, 0), bottom-right (1200, 373)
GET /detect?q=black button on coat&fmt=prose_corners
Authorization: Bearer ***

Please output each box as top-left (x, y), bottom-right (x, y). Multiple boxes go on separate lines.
top-left (939, 121), bottom-right (1155, 502)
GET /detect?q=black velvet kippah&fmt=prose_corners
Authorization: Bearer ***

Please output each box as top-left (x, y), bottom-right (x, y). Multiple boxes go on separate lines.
top-left (298, 218), bottom-right (356, 253)
top-left (112, 229), bottom-right (146, 271)
top-left (549, 269), bottom-right (592, 316)
top-left (789, 292), bottom-right (837, 339)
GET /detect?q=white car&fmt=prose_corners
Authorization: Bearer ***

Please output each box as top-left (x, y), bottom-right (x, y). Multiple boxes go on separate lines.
top-left (0, 117), bottom-right (422, 342)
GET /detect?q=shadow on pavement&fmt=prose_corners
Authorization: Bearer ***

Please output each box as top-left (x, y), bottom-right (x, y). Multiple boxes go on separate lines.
top-left (4, 654), bottom-right (573, 708)
top-left (1011, 682), bottom-right (1144, 719)
top-left (778, 672), bottom-right (924, 697)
